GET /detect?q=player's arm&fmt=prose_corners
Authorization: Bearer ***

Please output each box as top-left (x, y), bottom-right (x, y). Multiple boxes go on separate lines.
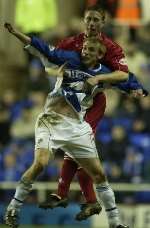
top-left (45, 63), bottom-right (67, 78)
top-left (4, 23), bottom-right (79, 67)
top-left (101, 38), bottom-right (129, 84)
top-left (4, 23), bottom-right (31, 45)
top-left (45, 67), bottom-right (63, 77)
top-left (86, 70), bottom-right (128, 86)
top-left (117, 72), bottom-right (149, 97)
top-left (28, 36), bottom-right (80, 67)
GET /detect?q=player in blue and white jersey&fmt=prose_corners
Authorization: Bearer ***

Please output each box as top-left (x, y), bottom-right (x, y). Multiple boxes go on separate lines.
top-left (4, 23), bottom-right (147, 228)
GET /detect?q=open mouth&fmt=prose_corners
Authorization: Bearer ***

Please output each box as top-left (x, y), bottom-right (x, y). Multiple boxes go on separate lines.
top-left (88, 27), bottom-right (96, 32)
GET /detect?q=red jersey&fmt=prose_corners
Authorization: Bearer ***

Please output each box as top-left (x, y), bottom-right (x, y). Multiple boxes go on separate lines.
top-left (57, 33), bottom-right (128, 133)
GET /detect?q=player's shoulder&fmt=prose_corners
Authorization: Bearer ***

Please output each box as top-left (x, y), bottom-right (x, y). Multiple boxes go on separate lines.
top-left (100, 32), bottom-right (123, 51)
top-left (64, 33), bottom-right (84, 42)
top-left (57, 33), bottom-right (84, 50)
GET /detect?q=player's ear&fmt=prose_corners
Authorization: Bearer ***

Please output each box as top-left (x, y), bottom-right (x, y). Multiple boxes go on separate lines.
top-left (98, 49), bottom-right (105, 59)
top-left (83, 14), bottom-right (87, 24)
top-left (101, 11), bottom-right (106, 26)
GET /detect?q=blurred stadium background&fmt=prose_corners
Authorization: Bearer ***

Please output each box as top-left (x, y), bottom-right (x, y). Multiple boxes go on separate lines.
top-left (0, 0), bottom-right (150, 227)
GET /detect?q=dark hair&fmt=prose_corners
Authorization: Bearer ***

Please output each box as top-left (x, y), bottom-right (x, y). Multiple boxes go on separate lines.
top-left (85, 4), bottom-right (106, 11)
top-left (85, 3), bottom-right (106, 21)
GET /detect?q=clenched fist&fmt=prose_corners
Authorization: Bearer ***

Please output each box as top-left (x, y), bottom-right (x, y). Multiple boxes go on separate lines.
top-left (4, 23), bottom-right (15, 33)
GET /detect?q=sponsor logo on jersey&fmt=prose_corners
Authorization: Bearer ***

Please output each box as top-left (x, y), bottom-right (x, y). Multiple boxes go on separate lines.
top-left (65, 69), bottom-right (91, 80)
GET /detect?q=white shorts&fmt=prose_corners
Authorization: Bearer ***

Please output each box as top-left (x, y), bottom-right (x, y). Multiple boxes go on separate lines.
top-left (35, 112), bottom-right (98, 158)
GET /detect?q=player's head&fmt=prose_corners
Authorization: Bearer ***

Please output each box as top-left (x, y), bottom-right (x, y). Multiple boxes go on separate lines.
top-left (84, 4), bottom-right (106, 37)
top-left (81, 37), bottom-right (106, 67)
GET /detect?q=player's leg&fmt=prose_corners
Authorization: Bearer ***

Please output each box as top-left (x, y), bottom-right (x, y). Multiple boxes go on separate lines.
top-left (76, 157), bottom-right (128, 228)
top-left (39, 154), bottom-right (101, 220)
top-left (39, 153), bottom-right (101, 218)
top-left (75, 167), bottom-right (101, 221)
top-left (75, 92), bottom-right (106, 219)
top-left (39, 154), bottom-right (78, 209)
top-left (4, 113), bottom-right (54, 228)
top-left (53, 94), bottom-right (106, 219)
top-left (77, 167), bottom-right (97, 203)
top-left (57, 154), bottom-right (78, 198)
top-left (4, 148), bottom-right (53, 228)
top-left (70, 119), bottom-right (128, 228)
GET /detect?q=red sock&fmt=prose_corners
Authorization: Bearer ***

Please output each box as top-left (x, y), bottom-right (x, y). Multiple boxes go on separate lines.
top-left (77, 168), bottom-right (97, 203)
top-left (57, 158), bottom-right (78, 198)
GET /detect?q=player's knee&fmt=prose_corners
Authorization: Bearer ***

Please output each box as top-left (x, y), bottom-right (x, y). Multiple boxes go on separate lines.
top-left (32, 161), bottom-right (44, 173)
top-left (33, 156), bottom-right (49, 172)
top-left (93, 171), bottom-right (107, 184)
top-left (38, 157), bottom-right (49, 168)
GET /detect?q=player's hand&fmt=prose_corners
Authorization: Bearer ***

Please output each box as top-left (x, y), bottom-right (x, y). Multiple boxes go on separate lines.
top-left (45, 62), bottom-right (67, 77)
top-left (130, 89), bottom-right (144, 98)
top-left (45, 67), bottom-right (63, 77)
top-left (4, 22), bottom-right (15, 33)
top-left (83, 76), bottom-right (98, 93)
top-left (86, 77), bottom-right (99, 86)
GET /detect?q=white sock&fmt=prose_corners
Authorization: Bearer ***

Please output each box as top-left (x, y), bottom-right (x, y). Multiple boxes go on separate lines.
top-left (96, 182), bottom-right (120, 227)
top-left (9, 178), bottom-right (33, 210)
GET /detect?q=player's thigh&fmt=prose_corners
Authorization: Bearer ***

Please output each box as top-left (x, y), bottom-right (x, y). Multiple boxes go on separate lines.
top-left (34, 114), bottom-right (54, 166)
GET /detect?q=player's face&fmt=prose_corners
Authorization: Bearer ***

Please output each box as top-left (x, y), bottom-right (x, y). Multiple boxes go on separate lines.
top-left (81, 41), bottom-right (102, 67)
top-left (84, 10), bottom-right (104, 36)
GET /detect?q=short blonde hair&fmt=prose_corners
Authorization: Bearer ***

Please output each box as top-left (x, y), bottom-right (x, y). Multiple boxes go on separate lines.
top-left (84, 37), bottom-right (106, 55)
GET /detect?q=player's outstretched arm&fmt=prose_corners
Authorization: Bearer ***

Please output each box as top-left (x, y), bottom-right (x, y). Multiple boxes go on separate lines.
top-left (118, 72), bottom-right (149, 98)
top-left (4, 23), bottom-right (31, 45)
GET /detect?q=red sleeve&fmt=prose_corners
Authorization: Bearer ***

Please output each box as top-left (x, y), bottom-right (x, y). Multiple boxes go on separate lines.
top-left (101, 33), bottom-right (128, 73)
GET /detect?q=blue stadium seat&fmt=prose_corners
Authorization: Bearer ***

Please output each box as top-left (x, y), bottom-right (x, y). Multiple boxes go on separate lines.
top-left (112, 117), bottom-right (133, 131)
top-left (97, 117), bottom-right (112, 132)
top-left (96, 132), bottom-right (112, 144)
top-left (129, 134), bottom-right (150, 149)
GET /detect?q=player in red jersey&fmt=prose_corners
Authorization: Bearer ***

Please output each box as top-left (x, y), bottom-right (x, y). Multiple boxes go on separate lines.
top-left (39, 4), bottom-right (142, 221)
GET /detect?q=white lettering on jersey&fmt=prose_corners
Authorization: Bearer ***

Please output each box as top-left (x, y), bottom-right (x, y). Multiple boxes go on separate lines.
top-left (65, 69), bottom-right (91, 80)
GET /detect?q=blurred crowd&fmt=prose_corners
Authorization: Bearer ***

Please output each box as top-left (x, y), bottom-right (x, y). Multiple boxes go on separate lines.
top-left (0, 0), bottom-right (150, 203)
